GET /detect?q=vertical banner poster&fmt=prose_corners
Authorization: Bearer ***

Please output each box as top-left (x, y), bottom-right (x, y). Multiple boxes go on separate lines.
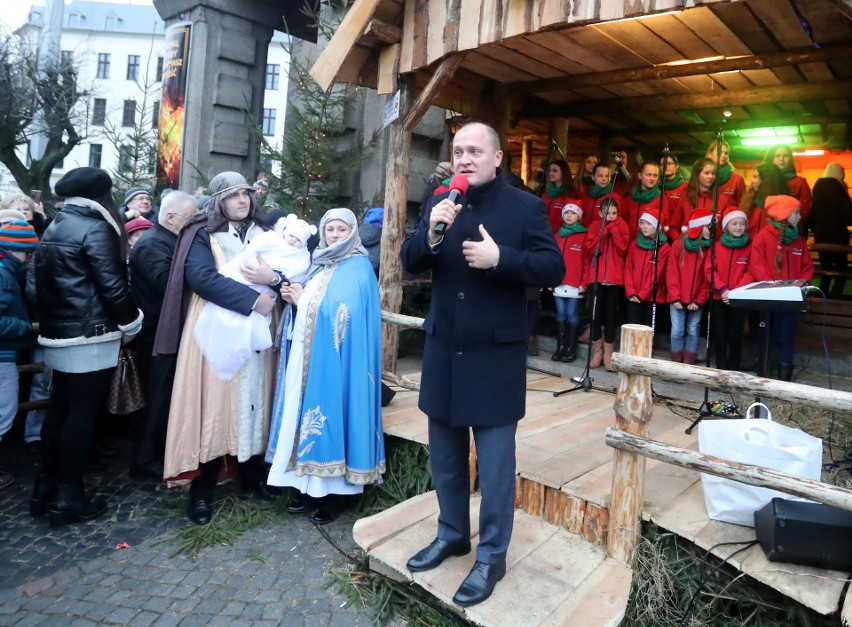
top-left (156, 22), bottom-right (192, 190)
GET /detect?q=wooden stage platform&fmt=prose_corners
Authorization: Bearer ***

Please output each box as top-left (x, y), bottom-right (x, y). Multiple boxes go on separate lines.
top-left (355, 368), bottom-right (852, 624)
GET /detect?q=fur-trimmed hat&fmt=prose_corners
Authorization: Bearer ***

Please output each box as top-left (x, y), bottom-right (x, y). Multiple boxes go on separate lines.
top-left (686, 208), bottom-right (713, 239)
top-left (0, 219), bottom-right (39, 252)
top-left (721, 206), bottom-right (748, 230)
top-left (765, 195), bottom-right (800, 222)
top-left (561, 202), bottom-right (583, 219)
top-left (274, 213), bottom-right (317, 246)
top-left (55, 167), bottom-right (112, 200)
top-left (639, 207), bottom-right (661, 229)
top-left (125, 217), bottom-right (154, 235)
top-left (124, 187), bottom-right (152, 204)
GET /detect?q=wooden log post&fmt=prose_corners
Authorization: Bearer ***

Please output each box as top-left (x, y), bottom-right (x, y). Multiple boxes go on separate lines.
top-left (607, 324), bottom-right (654, 565)
top-left (379, 75), bottom-right (414, 373)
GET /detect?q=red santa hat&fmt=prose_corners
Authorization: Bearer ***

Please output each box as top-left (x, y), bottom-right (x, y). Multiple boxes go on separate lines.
top-left (765, 195), bottom-right (800, 222)
top-left (638, 207), bottom-right (661, 229)
top-left (686, 208), bottom-right (712, 239)
top-left (561, 202), bottom-right (583, 220)
top-left (721, 206), bottom-right (748, 230)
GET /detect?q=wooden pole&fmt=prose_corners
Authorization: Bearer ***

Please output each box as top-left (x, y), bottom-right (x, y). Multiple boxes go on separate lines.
top-left (606, 324), bottom-right (654, 565)
top-left (610, 353), bottom-right (852, 413)
top-left (605, 428), bottom-right (852, 513)
top-left (379, 75), bottom-right (414, 373)
top-left (521, 138), bottom-right (532, 185)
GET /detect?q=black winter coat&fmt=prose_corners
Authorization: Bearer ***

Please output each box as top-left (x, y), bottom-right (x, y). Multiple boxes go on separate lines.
top-left (811, 177), bottom-right (852, 245)
top-left (34, 200), bottom-right (138, 340)
top-left (401, 175), bottom-right (565, 427)
top-left (128, 223), bottom-right (177, 335)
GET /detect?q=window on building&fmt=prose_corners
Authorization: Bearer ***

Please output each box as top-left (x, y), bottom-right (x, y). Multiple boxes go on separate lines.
top-left (67, 12), bottom-right (80, 28)
top-left (152, 101), bottom-right (160, 129)
top-left (96, 53), bottom-right (110, 79)
top-left (55, 157), bottom-right (64, 171)
top-left (118, 145), bottom-right (133, 171)
top-left (262, 108), bottom-right (276, 136)
top-left (89, 144), bottom-right (102, 169)
top-left (61, 50), bottom-right (73, 66)
top-left (105, 16), bottom-right (116, 30)
top-left (127, 55), bottom-right (140, 81)
top-left (156, 57), bottom-right (163, 82)
top-left (122, 100), bottom-right (136, 127)
top-left (265, 64), bottom-right (280, 90)
top-left (92, 98), bottom-right (106, 126)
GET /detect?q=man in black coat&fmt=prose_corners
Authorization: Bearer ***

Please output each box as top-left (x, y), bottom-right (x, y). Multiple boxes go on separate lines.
top-left (401, 122), bottom-right (565, 607)
top-left (127, 191), bottom-right (198, 478)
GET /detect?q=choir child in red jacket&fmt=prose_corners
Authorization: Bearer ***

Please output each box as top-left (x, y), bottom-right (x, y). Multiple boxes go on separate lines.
top-left (740, 162), bottom-right (791, 238)
top-left (623, 162), bottom-right (668, 239)
top-left (679, 158), bottom-right (733, 237)
top-left (749, 195), bottom-right (814, 381)
top-left (661, 154), bottom-right (688, 243)
top-left (583, 198), bottom-right (629, 371)
top-left (581, 162), bottom-right (622, 228)
top-left (541, 159), bottom-right (578, 235)
top-left (666, 209), bottom-right (711, 364)
top-left (763, 145), bottom-right (813, 233)
top-left (704, 206), bottom-right (753, 371)
top-left (625, 207), bottom-right (670, 331)
top-left (706, 140), bottom-right (746, 207)
top-left (573, 154), bottom-right (599, 198)
top-left (551, 203), bottom-right (588, 363)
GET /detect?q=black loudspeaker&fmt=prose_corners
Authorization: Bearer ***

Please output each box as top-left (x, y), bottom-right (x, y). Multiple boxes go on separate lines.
top-left (754, 498), bottom-right (852, 571)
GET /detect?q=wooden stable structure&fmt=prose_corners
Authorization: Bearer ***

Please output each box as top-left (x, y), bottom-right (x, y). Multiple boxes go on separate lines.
top-left (363, 324), bottom-right (852, 624)
top-left (308, 0), bottom-right (852, 371)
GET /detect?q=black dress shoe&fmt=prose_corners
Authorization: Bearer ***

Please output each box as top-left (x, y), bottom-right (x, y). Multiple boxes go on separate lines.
top-left (187, 497), bottom-right (212, 525)
top-left (452, 560), bottom-right (507, 607)
top-left (287, 493), bottom-right (309, 514)
top-left (407, 538), bottom-right (471, 572)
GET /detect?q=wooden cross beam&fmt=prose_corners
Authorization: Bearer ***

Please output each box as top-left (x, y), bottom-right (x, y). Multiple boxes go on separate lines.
top-left (403, 53), bottom-right (467, 132)
top-left (310, 0), bottom-right (382, 92)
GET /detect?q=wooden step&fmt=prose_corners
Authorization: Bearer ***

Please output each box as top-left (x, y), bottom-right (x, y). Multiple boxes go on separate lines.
top-left (353, 491), bottom-right (631, 626)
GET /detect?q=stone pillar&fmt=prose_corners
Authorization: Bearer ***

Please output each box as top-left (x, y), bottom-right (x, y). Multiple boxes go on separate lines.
top-left (154, 0), bottom-right (273, 190)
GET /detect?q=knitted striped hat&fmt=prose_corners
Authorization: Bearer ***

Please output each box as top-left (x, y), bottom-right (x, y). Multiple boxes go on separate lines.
top-left (0, 219), bottom-right (39, 252)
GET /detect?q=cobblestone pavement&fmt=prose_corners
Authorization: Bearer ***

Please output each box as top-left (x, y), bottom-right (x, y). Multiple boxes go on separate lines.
top-left (0, 433), bottom-right (377, 625)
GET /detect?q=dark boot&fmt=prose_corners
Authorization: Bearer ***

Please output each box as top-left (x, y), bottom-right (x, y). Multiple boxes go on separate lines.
top-left (670, 351), bottom-right (683, 363)
top-left (551, 322), bottom-right (566, 362)
top-left (778, 363), bottom-right (794, 382)
top-left (49, 481), bottom-right (108, 529)
top-left (30, 474), bottom-right (57, 517)
top-left (683, 352), bottom-right (698, 365)
top-left (562, 323), bottom-right (579, 363)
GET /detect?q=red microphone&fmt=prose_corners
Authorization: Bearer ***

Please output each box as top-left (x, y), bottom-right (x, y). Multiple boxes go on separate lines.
top-left (434, 174), bottom-right (469, 235)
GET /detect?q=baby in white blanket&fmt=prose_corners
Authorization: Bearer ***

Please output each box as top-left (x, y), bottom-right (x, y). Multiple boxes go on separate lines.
top-left (194, 215), bottom-right (316, 380)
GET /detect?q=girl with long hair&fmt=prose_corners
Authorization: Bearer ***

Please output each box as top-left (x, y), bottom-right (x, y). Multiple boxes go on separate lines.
top-left (573, 154), bottom-right (599, 197)
top-left (763, 144), bottom-right (813, 231)
top-left (541, 159), bottom-right (577, 234)
top-left (623, 162), bottom-right (667, 238)
top-left (739, 162), bottom-right (791, 237)
top-left (705, 140), bottom-right (746, 206)
top-left (660, 154), bottom-right (688, 242)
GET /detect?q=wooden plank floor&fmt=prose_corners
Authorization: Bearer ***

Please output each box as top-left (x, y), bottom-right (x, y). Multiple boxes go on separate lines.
top-left (378, 366), bottom-right (851, 618)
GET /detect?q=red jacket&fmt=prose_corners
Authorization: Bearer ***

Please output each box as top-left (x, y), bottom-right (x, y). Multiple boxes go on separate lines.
top-left (622, 188), bottom-right (668, 239)
top-left (705, 239), bottom-right (753, 300)
top-left (542, 193), bottom-right (577, 235)
top-left (555, 229), bottom-right (587, 287)
top-left (581, 191), bottom-right (623, 228)
top-left (717, 171), bottom-right (746, 207)
top-left (746, 203), bottom-right (767, 238)
top-left (663, 181), bottom-right (688, 242)
top-left (786, 176), bottom-right (813, 226)
top-left (666, 238), bottom-right (709, 306)
top-left (680, 190), bottom-right (735, 236)
top-left (749, 223), bottom-right (815, 283)
top-left (624, 238), bottom-right (670, 303)
top-left (582, 217), bottom-right (629, 287)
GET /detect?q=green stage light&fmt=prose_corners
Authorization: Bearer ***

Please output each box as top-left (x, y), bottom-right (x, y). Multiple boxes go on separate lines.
top-left (741, 136), bottom-right (799, 147)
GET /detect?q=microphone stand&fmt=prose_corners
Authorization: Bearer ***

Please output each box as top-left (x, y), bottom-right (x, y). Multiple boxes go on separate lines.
top-left (649, 144), bottom-right (669, 333)
top-left (685, 129), bottom-right (724, 434)
top-left (553, 158), bottom-right (621, 397)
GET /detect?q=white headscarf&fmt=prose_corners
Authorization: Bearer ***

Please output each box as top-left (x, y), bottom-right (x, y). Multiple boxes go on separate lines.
top-left (310, 208), bottom-right (367, 267)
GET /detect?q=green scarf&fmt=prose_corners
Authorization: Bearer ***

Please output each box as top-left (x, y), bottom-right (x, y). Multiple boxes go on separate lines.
top-left (631, 184), bottom-right (661, 204)
top-left (546, 183), bottom-right (564, 199)
top-left (588, 183), bottom-right (614, 199)
top-left (684, 235), bottom-right (711, 252)
top-left (663, 173), bottom-right (684, 190)
top-left (581, 175), bottom-right (594, 186)
top-left (783, 170), bottom-right (797, 181)
top-left (716, 163), bottom-right (732, 185)
top-left (558, 222), bottom-right (588, 238)
top-left (637, 231), bottom-right (668, 250)
top-left (441, 177), bottom-right (451, 187)
top-left (768, 218), bottom-right (799, 244)
top-left (753, 193), bottom-right (765, 208)
top-left (721, 232), bottom-right (750, 249)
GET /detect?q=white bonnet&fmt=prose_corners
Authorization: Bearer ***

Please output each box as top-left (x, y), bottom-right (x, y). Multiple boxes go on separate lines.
top-left (274, 213), bottom-right (317, 245)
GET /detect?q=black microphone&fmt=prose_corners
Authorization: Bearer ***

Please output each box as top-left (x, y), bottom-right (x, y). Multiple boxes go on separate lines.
top-left (434, 174), bottom-right (469, 235)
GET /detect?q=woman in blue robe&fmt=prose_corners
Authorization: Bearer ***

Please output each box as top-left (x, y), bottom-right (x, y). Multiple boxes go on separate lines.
top-left (267, 208), bottom-right (385, 523)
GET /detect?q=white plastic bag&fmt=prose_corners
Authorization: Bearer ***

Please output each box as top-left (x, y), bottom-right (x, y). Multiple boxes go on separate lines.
top-left (698, 402), bottom-right (822, 527)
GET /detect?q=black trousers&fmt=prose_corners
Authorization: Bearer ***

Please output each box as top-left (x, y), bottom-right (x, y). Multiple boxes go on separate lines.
top-left (589, 283), bottom-right (624, 343)
top-left (711, 300), bottom-right (746, 371)
top-left (41, 369), bottom-right (114, 483)
top-left (818, 251), bottom-right (848, 299)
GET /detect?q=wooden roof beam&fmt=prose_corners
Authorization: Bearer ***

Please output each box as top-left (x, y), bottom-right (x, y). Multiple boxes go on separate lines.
top-left (364, 19), bottom-right (402, 45)
top-left (403, 53), bottom-right (467, 132)
top-left (562, 115), bottom-right (852, 138)
top-left (526, 81), bottom-right (852, 118)
top-left (510, 43), bottom-right (852, 96)
top-left (310, 0), bottom-right (382, 92)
